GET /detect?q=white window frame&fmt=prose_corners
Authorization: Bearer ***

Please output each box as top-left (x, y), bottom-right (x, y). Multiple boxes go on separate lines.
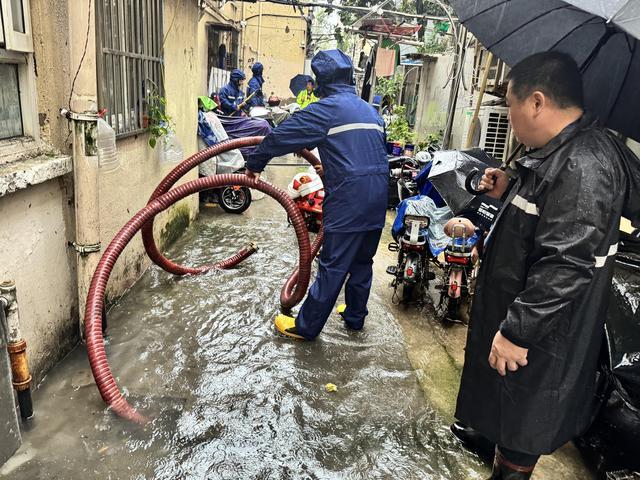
top-left (0, 0), bottom-right (34, 53)
top-left (0, 0), bottom-right (40, 163)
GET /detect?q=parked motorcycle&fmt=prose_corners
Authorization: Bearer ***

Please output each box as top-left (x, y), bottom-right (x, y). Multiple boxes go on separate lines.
top-left (387, 197), bottom-right (440, 304)
top-left (438, 217), bottom-right (479, 323)
top-left (387, 156), bottom-right (422, 208)
top-left (200, 171), bottom-right (252, 214)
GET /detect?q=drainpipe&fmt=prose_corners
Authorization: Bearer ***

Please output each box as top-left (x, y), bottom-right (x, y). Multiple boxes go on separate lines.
top-left (0, 281), bottom-right (33, 420)
top-left (63, 108), bottom-right (101, 335)
top-left (65, 0), bottom-right (101, 335)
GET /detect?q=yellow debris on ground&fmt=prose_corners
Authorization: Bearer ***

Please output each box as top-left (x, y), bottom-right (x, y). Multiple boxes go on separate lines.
top-left (325, 383), bottom-right (338, 393)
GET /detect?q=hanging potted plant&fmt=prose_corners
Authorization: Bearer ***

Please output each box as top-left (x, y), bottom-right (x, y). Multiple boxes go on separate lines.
top-left (145, 80), bottom-right (174, 149)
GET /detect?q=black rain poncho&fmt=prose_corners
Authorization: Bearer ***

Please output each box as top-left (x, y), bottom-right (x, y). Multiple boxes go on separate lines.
top-left (455, 114), bottom-right (640, 454)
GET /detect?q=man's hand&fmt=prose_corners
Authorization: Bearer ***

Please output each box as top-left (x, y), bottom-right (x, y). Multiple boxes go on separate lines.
top-left (245, 169), bottom-right (261, 185)
top-left (488, 331), bottom-right (528, 376)
top-left (314, 164), bottom-right (324, 176)
top-left (480, 168), bottom-right (509, 199)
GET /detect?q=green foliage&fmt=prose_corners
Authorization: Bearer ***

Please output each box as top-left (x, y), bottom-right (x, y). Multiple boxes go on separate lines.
top-left (418, 27), bottom-right (449, 55)
top-left (375, 73), bottom-right (404, 105)
top-left (416, 130), bottom-right (443, 151)
top-left (386, 105), bottom-right (415, 146)
top-left (146, 81), bottom-right (173, 149)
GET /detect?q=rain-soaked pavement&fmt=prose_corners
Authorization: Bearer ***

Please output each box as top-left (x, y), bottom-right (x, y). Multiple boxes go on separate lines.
top-left (1, 160), bottom-right (491, 479)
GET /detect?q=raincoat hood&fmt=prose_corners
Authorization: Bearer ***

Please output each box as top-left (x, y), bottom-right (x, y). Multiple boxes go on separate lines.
top-left (311, 49), bottom-right (356, 97)
top-left (230, 69), bottom-right (246, 86)
top-left (251, 62), bottom-right (263, 76)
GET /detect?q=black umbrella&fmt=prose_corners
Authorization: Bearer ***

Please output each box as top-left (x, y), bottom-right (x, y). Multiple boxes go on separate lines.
top-left (289, 74), bottom-right (313, 97)
top-left (450, 0), bottom-right (640, 142)
top-left (428, 149), bottom-right (501, 209)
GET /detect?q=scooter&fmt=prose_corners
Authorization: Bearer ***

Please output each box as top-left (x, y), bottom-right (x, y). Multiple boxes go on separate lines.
top-left (200, 171), bottom-right (252, 214)
top-left (388, 156), bottom-right (421, 208)
top-left (387, 210), bottom-right (436, 304)
top-left (438, 218), bottom-right (479, 323)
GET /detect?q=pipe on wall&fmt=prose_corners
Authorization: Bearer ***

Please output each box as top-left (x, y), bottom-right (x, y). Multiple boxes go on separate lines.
top-left (0, 281), bottom-right (34, 420)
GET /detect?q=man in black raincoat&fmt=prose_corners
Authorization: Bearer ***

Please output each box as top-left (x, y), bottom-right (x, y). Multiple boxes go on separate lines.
top-left (454, 52), bottom-right (640, 479)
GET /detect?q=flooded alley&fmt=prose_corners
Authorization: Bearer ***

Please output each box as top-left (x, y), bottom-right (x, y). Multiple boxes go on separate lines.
top-left (1, 163), bottom-right (488, 479)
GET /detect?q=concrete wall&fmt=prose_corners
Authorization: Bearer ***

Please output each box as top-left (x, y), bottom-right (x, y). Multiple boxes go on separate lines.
top-left (224, 2), bottom-right (308, 100)
top-left (414, 50), bottom-right (477, 149)
top-left (0, 179), bottom-right (77, 380)
top-left (0, 0), bottom-right (207, 381)
top-left (31, 0), bottom-right (72, 153)
top-left (102, 0), bottom-right (202, 297)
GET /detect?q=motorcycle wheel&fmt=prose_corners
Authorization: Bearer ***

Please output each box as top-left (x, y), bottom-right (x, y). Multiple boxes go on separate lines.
top-left (402, 284), bottom-right (415, 304)
top-left (219, 186), bottom-right (252, 214)
top-left (446, 296), bottom-right (461, 322)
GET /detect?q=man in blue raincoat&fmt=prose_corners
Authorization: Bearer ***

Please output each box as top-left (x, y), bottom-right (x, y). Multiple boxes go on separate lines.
top-left (218, 69), bottom-right (246, 115)
top-left (246, 63), bottom-right (266, 108)
top-left (245, 49), bottom-right (388, 340)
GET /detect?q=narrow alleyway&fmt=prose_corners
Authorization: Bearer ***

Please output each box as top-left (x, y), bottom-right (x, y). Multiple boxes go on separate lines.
top-left (0, 159), bottom-right (597, 479)
top-left (0, 161), bottom-right (489, 480)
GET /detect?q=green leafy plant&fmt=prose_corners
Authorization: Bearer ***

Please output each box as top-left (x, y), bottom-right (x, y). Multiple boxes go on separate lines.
top-left (386, 105), bottom-right (416, 146)
top-left (146, 81), bottom-right (174, 149)
top-left (375, 73), bottom-right (404, 106)
top-left (418, 28), bottom-right (449, 55)
top-left (416, 130), bottom-right (443, 151)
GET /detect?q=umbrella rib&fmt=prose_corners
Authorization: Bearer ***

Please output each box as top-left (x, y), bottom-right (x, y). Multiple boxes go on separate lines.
top-left (605, 35), bottom-right (637, 123)
top-left (546, 16), bottom-right (602, 52)
top-left (486, 5), bottom-right (577, 50)
top-left (456, 0), bottom-right (510, 23)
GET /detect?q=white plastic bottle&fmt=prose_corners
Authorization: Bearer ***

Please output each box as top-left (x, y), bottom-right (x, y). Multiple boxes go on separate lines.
top-left (159, 131), bottom-right (184, 165)
top-left (97, 118), bottom-right (119, 172)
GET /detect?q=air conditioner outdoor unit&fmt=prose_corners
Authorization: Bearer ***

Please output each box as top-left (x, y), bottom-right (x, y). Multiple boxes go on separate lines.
top-left (461, 105), bottom-right (511, 162)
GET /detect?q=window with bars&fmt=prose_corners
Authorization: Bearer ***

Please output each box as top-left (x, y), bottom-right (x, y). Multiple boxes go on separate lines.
top-left (96, 0), bottom-right (164, 138)
top-left (0, 0), bottom-right (37, 145)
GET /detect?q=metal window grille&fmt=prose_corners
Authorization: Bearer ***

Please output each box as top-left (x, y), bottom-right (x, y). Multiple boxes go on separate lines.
top-left (96, 0), bottom-right (164, 138)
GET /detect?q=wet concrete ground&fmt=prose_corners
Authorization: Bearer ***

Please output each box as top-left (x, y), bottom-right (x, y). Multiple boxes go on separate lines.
top-left (0, 159), bottom-right (592, 479)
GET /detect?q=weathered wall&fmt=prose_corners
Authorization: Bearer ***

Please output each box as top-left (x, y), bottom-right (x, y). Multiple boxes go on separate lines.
top-left (31, 0), bottom-right (72, 153)
top-left (414, 50), bottom-right (476, 149)
top-left (101, 0), bottom-right (201, 297)
top-left (224, 2), bottom-right (308, 100)
top-left (0, 0), bottom-right (204, 381)
top-left (0, 179), bottom-right (77, 381)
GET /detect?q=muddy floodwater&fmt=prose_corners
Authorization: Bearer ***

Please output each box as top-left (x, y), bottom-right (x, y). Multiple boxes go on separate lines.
top-left (1, 162), bottom-right (486, 479)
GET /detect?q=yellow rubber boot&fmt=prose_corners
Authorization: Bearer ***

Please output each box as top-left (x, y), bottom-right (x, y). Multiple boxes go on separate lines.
top-left (274, 314), bottom-right (306, 340)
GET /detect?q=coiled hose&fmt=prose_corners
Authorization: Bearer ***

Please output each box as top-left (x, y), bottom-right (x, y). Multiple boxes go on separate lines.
top-left (85, 175), bottom-right (312, 423)
top-left (141, 136), bottom-right (321, 308)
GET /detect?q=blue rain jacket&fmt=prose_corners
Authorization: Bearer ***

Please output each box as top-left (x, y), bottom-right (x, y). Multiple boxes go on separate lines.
top-left (219, 69), bottom-right (246, 115)
top-left (247, 50), bottom-right (388, 233)
top-left (246, 63), bottom-right (265, 108)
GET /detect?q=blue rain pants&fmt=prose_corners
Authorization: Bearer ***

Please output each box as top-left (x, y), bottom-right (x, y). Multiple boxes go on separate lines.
top-left (296, 229), bottom-right (382, 339)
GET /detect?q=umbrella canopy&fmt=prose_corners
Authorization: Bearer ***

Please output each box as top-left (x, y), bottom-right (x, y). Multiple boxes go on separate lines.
top-left (289, 74), bottom-right (314, 97)
top-left (427, 149), bottom-right (501, 215)
top-left (450, 0), bottom-right (640, 142)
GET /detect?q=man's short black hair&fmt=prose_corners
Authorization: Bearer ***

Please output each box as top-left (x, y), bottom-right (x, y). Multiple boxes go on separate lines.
top-left (506, 51), bottom-right (584, 109)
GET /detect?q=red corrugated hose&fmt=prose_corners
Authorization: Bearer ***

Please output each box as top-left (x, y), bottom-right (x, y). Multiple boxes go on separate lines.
top-left (85, 174), bottom-right (312, 423)
top-left (280, 228), bottom-right (324, 309)
top-left (141, 137), bottom-right (320, 277)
